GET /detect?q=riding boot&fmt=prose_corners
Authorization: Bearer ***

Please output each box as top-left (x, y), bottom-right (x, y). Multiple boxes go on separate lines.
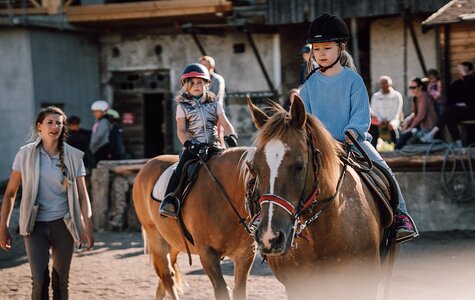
top-left (159, 171), bottom-right (181, 219)
top-left (160, 194), bottom-right (180, 219)
top-left (395, 211), bottom-right (419, 243)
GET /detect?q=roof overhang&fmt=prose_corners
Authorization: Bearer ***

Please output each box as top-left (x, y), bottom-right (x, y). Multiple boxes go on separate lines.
top-left (422, 0), bottom-right (475, 32)
top-left (65, 0), bottom-right (232, 25)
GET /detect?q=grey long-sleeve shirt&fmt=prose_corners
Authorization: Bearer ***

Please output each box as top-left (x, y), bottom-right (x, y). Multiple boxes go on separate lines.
top-left (90, 117), bottom-right (111, 153)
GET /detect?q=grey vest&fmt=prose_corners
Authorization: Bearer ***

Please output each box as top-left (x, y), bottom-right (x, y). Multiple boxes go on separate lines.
top-left (178, 94), bottom-right (219, 145)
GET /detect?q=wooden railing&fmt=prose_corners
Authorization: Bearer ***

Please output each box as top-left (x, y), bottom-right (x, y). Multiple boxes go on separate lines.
top-left (0, 0), bottom-right (232, 22)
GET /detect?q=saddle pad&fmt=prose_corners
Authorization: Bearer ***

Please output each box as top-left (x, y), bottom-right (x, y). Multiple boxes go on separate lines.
top-left (151, 162), bottom-right (178, 201)
top-left (355, 162), bottom-right (395, 228)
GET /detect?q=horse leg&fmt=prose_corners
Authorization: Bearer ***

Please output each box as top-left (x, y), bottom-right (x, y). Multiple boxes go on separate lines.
top-left (146, 229), bottom-right (180, 300)
top-left (199, 247), bottom-right (231, 300)
top-left (170, 247), bottom-right (186, 293)
top-left (232, 251), bottom-right (255, 300)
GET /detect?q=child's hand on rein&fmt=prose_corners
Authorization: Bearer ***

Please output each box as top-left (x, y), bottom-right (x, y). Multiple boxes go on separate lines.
top-left (344, 130), bottom-right (357, 145)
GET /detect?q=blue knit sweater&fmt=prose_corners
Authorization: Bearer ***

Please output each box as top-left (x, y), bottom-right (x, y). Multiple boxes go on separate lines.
top-left (300, 67), bottom-right (371, 142)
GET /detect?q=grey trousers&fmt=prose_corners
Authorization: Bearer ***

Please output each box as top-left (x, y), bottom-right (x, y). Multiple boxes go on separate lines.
top-left (24, 218), bottom-right (74, 300)
top-left (357, 140), bottom-right (408, 213)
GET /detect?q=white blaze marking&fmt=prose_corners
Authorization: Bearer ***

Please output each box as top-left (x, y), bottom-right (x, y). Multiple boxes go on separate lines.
top-left (262, 139), bottom-right (287, 248)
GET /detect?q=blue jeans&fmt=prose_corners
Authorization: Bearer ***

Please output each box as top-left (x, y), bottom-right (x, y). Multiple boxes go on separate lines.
top-left (356, 141), bottom-right (408, 213)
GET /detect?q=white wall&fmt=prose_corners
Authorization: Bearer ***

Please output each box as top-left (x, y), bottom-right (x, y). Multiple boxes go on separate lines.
top-left (101, 32), bottom-right (281, 148)
top-left (0, 29), bottom-right (35, 180)
top-left (101, 32), bottom-right (281, 99)
top-left (370, 17), bottom-right (437, 114)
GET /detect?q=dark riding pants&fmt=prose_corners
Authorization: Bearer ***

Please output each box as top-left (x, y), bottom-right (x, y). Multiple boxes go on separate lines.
top-left (24, 218), bottom-right (74, 300)
top-left (165, 149), bottom-right (197, 196)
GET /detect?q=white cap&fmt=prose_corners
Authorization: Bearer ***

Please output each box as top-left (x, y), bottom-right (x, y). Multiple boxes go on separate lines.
top-left (91, 100), bottom-right (109, 112)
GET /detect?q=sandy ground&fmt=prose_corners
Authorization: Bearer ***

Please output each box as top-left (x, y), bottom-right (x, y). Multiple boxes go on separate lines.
top-left (1, 210), bottom-right (475, 300)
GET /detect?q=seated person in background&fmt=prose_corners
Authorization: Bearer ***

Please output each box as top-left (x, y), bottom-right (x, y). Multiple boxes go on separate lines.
top-left (395, 77), bottom-right (438, 150)
top-left (426, 69), bottom-right (443, 117)
top-left (421, 62), bottom-right (475, 146)
top-left (369, 75), bottom-right (403, 147)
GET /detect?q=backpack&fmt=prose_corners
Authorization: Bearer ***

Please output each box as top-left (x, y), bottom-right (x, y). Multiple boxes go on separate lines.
top-left (109, 122), bottom-right (125, 159)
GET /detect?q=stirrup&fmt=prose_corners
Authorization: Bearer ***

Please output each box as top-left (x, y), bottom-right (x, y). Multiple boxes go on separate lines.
top-left (395, 212), bottom-right (419, 243)
top-left (159, 194), bottom-right (180, 219)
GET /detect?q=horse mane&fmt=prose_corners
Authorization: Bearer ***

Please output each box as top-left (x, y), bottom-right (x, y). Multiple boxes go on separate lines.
top-left (253, 101), bottom-right (343, 195)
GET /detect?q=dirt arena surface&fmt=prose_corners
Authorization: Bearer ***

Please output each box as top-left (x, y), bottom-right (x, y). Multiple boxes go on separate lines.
top-left (1, 215), bottom-right (475, 299)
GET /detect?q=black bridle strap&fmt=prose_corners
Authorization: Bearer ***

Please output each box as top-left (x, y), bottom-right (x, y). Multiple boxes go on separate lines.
top-left (297, 138), bottom-right (320, 215)
top-left (296, 148), bottom-right (350, 229)
top-left (197, 155), bottom-right (252, 235)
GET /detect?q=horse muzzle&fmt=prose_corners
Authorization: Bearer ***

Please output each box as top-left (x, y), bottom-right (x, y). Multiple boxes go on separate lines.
top-left (255, 225), bottom-right (290, 256)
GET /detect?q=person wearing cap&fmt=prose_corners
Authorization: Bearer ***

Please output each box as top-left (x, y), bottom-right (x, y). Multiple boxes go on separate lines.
top-left (105, 109), bottom-right (125, 160)
top-left (299, 13), bottom-right (418, 242)
top-left (89, 100), bottom-right (112, 165)
top-left (158, 63), bottom-right (238, 219)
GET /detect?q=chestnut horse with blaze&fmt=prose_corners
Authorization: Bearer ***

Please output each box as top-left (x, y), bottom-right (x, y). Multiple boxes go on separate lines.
top-left (133, 149), bottom-right (255, 300)
top-left (245, 96), bottom-right (394, 299)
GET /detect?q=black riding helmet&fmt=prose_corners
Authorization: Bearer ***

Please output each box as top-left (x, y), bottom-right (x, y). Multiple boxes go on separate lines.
top-left (180, 63), bottom-right (210, 85)
top-left (306, 13), bottom-right (349, 44)
top-left (304, 13), bottom-right (350, 75)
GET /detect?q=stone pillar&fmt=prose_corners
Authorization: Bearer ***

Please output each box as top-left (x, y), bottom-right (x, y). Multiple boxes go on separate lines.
top-left (108, 175), bottom-right (130, 231)
top-left (91, 166), bottom-right (109, 231)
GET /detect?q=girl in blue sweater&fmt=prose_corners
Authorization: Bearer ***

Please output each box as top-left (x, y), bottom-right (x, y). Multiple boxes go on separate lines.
top-left (300, 13), bottom-right (417, 242)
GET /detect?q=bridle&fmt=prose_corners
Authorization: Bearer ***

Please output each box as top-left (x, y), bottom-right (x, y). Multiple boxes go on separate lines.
top-left (256, 136), bottom-right (321, 220)
top-left (249, 132), bottom-right (354, 246)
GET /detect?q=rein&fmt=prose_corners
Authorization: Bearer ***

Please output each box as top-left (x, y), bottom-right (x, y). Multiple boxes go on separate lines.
top-left (196, 151), bottom-right (252, 235)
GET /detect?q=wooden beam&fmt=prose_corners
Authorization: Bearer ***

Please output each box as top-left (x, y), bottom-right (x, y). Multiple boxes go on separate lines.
top-left (382, 152), bottom-right (475, 172)
top-left (0, 7), bottom-right (47, 15)
top-left (66, 0), bottom-right (231, 22)
top-left (28, 0), bottom-right (42, 8)
top-left (46, 0), bottom-right (60, 14)
top-left (64, 0), bottom-right (74, 9)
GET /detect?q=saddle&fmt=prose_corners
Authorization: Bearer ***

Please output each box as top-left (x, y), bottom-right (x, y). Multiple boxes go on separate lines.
top-left (348, 154), bottom-right (397, 229)
top-left (344, 151), bottom-right (399, 261)
top-left (151, 146), bottom-right (223, 245)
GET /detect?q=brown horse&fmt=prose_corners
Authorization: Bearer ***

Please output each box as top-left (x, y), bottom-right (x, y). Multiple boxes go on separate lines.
top-left (245, 96), bottom-right (391, 299)
top-left (132, 149), bottom-right (255, 300)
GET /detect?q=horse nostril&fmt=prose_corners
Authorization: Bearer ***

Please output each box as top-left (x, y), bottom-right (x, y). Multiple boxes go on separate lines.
top-left (254, 228), bottom-right (261, 242)
top-left (273, 230), bottom-right (285, 247)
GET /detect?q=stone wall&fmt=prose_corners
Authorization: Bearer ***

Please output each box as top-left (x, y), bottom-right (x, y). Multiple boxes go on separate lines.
top-left (91, 156), bottom-right (475, 232)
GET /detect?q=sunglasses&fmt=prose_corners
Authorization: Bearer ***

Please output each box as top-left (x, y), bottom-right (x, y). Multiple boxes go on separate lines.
top-left (408, 86), bottom-right (418, 89)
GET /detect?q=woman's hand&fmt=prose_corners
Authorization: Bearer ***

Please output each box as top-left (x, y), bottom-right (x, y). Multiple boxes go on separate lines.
top-left (0, 226), bottom-right (12, 252)
top-left (82, 226), bottom-right (94, 251)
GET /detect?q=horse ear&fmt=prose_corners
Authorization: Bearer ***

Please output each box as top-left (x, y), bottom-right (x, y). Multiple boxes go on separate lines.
top-left (290, 94), bottom-right (307, 128)
top-left (247, 96), bottom-right (268, 129)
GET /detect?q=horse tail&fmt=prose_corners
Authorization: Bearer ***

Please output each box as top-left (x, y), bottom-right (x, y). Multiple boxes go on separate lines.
top-left (141, 226), bottom-right (149, 254)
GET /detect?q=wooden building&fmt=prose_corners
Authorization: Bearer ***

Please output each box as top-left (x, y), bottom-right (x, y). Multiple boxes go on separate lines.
top-left (422, 0), bottom-right (475, 90)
